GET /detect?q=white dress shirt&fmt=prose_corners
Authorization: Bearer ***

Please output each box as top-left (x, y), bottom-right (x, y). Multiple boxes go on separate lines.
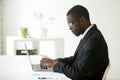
top-left (80, 24), bottom-right (94, 39)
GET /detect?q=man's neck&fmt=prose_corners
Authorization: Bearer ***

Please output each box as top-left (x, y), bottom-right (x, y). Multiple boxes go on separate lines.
top-left (80, 24), bottom-right (93, 39)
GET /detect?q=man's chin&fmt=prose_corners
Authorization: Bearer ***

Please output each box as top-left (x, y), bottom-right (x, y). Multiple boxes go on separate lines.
top-left (72, 32), bottom-right (80, 36)
top-left (74, 34), bottom-right (80, 36)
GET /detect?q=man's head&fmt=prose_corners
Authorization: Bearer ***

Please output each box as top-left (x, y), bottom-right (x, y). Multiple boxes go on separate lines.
top-left (67, 5), bottom-right (91, 36)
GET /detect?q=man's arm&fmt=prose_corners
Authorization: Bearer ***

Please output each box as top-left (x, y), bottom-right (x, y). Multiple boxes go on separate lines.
top-left (56, 56), bottom-right (74, 65)
top-left (40, 56), bottom-right (74, 67)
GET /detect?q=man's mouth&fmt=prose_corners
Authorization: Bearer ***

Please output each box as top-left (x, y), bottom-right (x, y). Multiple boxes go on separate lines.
top-left (71, 30), bottom-right (75, 34)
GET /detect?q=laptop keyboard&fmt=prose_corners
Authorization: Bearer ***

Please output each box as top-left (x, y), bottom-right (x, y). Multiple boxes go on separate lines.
top-left (32, 64), bottom-right (41, 70)
top-left (32, 64), bottom-right (53, 71)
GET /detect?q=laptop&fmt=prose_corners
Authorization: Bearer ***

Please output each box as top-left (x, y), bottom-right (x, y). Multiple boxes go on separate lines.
top-left (24, 43), bottom-right (53, 72)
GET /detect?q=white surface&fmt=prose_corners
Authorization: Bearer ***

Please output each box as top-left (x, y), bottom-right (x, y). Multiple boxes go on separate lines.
top-left (0, 56), bottom-right (66, 80)
top-left (0, 56), bottom-right (31, 80)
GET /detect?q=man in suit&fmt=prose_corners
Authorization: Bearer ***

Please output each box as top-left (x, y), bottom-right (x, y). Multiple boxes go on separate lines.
top-left (40, 5), bottom-right (109, 80)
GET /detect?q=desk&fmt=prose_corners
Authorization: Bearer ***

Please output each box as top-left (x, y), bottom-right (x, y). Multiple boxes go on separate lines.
top-left (0, 56), bottom-right (67, 80)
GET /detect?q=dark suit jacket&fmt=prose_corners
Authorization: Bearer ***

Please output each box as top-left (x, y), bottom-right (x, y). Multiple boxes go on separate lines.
top-left (53, 24), bottom-right (109, 80)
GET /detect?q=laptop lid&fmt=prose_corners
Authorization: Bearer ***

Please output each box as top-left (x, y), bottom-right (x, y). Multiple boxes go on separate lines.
top-left (24, 43), bottom-right (53, 72)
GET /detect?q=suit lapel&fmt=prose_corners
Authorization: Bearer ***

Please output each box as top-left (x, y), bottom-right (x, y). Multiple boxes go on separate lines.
top-left (74, 24), bottom-right (97, 55)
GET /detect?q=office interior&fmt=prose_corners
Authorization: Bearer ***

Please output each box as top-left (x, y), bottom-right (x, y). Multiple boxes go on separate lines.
top-left (0, 0), bottom-right (120, 80)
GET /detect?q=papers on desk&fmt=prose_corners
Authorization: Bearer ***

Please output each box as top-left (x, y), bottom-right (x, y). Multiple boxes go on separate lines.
top-left (30, 72), bottom-right (65, 80)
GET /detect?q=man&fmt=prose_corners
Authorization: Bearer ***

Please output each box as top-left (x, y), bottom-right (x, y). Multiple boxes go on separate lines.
top-left (40, 5), bottom-right (109, 80)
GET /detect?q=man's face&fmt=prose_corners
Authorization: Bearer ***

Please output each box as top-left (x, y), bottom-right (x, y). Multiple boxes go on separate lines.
top-left (67, 14), bottom-right (84, 36)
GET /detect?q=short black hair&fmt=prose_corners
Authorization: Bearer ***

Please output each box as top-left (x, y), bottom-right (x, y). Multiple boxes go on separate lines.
top-left (67, 5), bottom-right (90, 20)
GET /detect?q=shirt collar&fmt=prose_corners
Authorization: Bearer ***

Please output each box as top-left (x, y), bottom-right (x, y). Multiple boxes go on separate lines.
top-left (80, 24), bottom-right (94, 39)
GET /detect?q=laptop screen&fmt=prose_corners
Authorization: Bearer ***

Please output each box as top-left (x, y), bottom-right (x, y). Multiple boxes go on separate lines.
top-left (24, 43), bottom-right (53, 72)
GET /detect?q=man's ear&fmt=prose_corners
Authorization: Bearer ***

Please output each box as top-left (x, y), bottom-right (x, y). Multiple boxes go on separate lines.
top-left (79, 16), bottom-right (86, 25)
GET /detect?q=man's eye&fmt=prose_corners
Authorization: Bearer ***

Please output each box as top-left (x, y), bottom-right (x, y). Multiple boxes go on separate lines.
top-left (68, 22), bottom-right (73, 26)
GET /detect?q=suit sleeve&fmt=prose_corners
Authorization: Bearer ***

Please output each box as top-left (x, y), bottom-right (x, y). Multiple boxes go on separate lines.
top-left (53, 38), bottom-right (103, 80)
top-left (56, 56), bottom-right (74, 65)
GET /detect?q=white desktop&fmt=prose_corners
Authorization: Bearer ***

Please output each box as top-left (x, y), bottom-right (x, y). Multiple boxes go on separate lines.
top-left (0, 56), bottom-right (67, 80)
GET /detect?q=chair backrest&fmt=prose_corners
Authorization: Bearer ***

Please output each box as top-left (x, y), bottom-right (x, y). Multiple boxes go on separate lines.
top-left (102, 64), bottom-right (111, 80)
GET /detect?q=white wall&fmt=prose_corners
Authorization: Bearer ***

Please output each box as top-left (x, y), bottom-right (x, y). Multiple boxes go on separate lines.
top-left (2, 0), bottom-right (120, 79)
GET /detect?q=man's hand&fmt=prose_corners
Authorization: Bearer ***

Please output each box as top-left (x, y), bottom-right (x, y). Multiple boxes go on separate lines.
top-left (40, 58), bottom-right (58, 68)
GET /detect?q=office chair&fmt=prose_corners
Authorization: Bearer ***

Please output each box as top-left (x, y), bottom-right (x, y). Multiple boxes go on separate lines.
top-left (102, 64), bottom-right (111, 80)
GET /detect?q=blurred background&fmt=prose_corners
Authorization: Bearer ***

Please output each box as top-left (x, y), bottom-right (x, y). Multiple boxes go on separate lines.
top-left (0, 0), bottom-right (120, 79)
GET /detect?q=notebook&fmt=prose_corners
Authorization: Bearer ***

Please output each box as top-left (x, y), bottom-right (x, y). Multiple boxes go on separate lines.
top-left (24, 43), bottom-right (53, 72)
